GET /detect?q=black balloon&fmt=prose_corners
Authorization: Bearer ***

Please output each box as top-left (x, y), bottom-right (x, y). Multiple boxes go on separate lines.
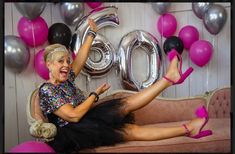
top-left (69, 33), bottom-right (77, 52)
top-left (48, 23), bottom-right (72, 48)
top-left (163, 36), bottom-right (184, 55)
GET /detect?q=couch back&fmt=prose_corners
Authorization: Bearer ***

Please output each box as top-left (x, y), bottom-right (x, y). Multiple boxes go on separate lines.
top-left (208, 87), bottom-right (231, 118)
top-left (103, 87), bottom-right (230, 125)
top-left (133, 97), bottom-right (206, 125)
top-left (99, 91), bottom-right (206, 125)
top-left (28, 88), bottom-right (48, 123)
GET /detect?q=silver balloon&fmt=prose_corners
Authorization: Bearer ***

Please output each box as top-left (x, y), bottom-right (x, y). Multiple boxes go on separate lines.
top-left (5, 35), bottom-right (30, 73)
top-left (203, 4), bottom-right (227, 35)
top-left (151, 3), bottom-right (171, 15)
top-left (60, 3), bottom-right (84, 26)
top-left (81, 33), bottom-right (116, 78)
top-left (192, 2), bottom-right (212, 19)
top-left (14, 3), bottom-right (46, 20)
top-left (117, 30), bottom-right (162, 91)
top-left (73, 6), bottom-right (119, 54)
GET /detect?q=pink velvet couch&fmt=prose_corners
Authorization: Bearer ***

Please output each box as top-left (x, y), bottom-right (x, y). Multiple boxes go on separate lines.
top-left (81, 87), bottom-right (231, 153)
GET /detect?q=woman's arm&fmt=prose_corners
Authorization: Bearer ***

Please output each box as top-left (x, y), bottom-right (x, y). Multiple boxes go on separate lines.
top-left (53, 83), bottom-right (110, 123)
top-left (53, 94), bottom-right (96, 122)
top-left (71, 18), bottom-right (97, 77)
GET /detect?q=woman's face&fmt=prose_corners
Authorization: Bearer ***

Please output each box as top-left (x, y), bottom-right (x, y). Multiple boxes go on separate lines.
top-left (47, 53), bottom-right (72, 84)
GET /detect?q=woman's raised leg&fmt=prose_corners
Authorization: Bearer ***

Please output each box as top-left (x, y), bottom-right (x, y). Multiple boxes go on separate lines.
top-left (120, 57), bottom-right (181, 115)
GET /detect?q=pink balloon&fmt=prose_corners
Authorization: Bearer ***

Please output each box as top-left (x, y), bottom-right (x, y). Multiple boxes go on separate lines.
top-left (18, 16), bottom-right (48, 47)
top-left (9, 141), bottom-right (55, 153)
top-left (72, 51), bottom-right (76, 60)
top-left (189, 40), bottom-right (213, 67)
top-left (86, 2), bottom-right (102, 9)
top-left (34, 49), bottom-right (49, 80)
top-left (157, 13), bottom-right (177, 38)
top-left (179, 25), bottom-right (199, 49)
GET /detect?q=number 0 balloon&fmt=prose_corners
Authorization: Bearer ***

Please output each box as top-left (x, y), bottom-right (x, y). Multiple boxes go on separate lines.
top-left (117, 30), bottom-right (162, 91)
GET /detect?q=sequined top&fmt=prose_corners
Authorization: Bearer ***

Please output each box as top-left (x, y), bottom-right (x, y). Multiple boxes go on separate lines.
top-left (39, 69), bottom-right (86, 127)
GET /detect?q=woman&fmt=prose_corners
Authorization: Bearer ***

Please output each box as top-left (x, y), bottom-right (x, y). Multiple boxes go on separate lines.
top-left (39, 18), bottom-right (212, 153)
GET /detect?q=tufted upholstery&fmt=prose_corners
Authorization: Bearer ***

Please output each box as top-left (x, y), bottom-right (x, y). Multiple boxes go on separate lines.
top-left (27, 89), bottom-right (57, 140)
top-left (30, 89), bottom-right (48, 122)
top-left (208, 87), bottom-right (231, 118)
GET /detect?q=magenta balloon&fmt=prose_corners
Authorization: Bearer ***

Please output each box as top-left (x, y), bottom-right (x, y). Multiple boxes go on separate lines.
top-left (189, 40), bottom-right (213, 67)
top-left (17, 16), bottom-right (48, 47)
top-left (9, 141), bottom-right (55, 153)
top-left (86, 2), bottom-right (102, 9)
top-left (179, 25), bottom-right (199, 49)
top-left (72, 51), bottom-right (76, 60)
top-left (157, 13), bottom-right (177, 38)
top-left (34, 49), bottom-right (49, 80)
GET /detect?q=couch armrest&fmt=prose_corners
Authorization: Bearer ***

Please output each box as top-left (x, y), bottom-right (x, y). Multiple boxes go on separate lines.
top-left (99, 90), bottom-right (207, 125)
top-left (207, 87), bottom-right (231, 118)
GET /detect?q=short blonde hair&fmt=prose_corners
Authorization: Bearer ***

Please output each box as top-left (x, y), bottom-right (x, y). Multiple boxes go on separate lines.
top-left (44, 44), bottom-right (70, 62)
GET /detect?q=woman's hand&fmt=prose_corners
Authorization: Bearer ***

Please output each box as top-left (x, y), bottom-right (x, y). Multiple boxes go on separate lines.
top-left (88, 18), bottom-right (97, 32)
top-left (95, 83), bottom-right (111, 95)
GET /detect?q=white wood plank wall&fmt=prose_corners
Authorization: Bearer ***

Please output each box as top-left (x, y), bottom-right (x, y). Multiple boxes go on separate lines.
top-left (4, 2), bottom-right (231, 152)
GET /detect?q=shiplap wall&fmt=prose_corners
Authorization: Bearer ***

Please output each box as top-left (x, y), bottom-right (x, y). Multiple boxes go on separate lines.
top-left (4, 2), bottom-right (231, 152)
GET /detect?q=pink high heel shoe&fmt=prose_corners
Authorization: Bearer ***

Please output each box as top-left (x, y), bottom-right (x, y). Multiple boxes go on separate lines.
top-left (163, 49), bottom-right (194, 85)
top-left (182, 106), bottom-right (213, 139)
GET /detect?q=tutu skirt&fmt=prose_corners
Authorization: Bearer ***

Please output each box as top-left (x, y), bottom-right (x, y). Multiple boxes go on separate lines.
top-left (47, 98), bottom-right (135, 153)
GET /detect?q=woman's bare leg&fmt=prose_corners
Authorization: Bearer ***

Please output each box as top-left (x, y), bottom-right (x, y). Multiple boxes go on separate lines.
top-left (121, 118), bottom-right (206, 141)
top-left (120, 57), bottom-right (181, 115)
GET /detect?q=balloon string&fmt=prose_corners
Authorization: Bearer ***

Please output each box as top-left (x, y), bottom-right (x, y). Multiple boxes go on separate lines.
top-left (31, 20), bottom-right (38, 87)
top-left (186, 11), bottom-right (191, 97)
top-left (160, 15), bottom-right (165, 97)
top-left (206, 59), bottom-right (209, 91)
top-left (86, 75), bottom-right (91, 92)
top-left (32, 21), bottom-right (36, 47)
top-left (206, 45), bottom-right (209, 92)
top-left (207, 37), bottom-right (215, 91)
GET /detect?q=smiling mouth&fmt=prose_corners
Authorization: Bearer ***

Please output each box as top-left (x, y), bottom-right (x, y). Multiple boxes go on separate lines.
top-left (60, 69), bottom-right (69, 77)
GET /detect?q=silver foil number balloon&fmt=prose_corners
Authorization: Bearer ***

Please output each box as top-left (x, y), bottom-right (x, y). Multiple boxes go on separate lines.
top-left (5, 35), bottom-right (30, 73)
top-left (72, 6), bottom-right (119, 78)
top-left (14, 3), bottom-right (46, 20)
top-left (151, 3), bottom-right (171, 15)
top-left (203, 4), bottom-right (227, 35)
top-left (60, 3), bottom-right (84, 26)
top-left (117, 30), bottom-right (162, 91)
top-left (82, 33), bottom-right (116, 78)
top-left (73, 6), bottom-right (119, 53)
top-left (192, 2), bottom-right (212, 19)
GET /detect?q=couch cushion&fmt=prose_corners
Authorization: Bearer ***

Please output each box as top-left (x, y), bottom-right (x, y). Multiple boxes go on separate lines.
top-left (83, 118), bottom-right (230, 153)
top-left (133, 97), bottom-right (206, 124)
top-left (208, 88), bottom-right (231, 118)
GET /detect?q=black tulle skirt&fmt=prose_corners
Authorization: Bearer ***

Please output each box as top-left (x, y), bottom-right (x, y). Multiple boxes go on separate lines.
top-left (47, 98), bottom-right (135, 153)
